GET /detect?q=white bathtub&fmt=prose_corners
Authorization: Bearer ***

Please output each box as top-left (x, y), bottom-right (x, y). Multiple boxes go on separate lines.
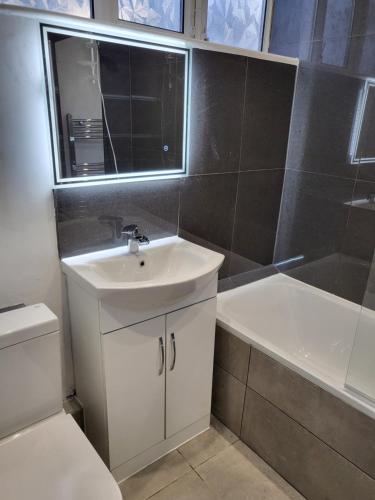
top-left (217, 273), bottom-right (375, 419)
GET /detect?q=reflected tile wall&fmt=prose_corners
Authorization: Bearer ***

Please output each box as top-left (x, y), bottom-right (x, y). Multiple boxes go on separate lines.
top-left (270, 0), bottom-right (375, 79)
top-left (286, 64), bottom-right (361, 179)
top-left (269, 0), bottom-right (318, 58)
top-left (275, 169), bottom-right (354, 264)
top-left (274, 164), bottom-right (375, 304)
top-left (271, 0), bottom-right (375, 304)
top-left (54, 48), bottom-right (296, 290)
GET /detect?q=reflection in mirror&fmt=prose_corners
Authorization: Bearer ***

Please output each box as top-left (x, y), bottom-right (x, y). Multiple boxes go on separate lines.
top-left (350, 79), bottom-right (375, 165)
top-left (44, 28), bottom-right (188, 183)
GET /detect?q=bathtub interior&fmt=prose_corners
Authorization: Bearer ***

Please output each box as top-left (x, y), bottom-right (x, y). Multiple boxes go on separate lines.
top-left (217, 273), bottom-right (362, 383)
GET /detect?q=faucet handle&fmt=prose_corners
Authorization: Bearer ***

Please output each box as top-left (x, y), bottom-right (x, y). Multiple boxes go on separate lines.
top-left (137, 235), bottom-right (150, 245)
top-left (122, 224), bottom-right (139, 237)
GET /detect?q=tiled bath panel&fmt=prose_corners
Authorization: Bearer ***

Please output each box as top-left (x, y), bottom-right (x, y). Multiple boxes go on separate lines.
top-left (212, 325), bottom-right (375, 499)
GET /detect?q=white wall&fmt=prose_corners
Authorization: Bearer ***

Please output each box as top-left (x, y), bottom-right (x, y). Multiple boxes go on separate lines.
top-left (0, 13), bottom-right (74, 395)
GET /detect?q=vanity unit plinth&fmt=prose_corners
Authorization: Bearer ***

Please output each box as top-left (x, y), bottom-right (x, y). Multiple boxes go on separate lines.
top-left (63, 237), bottom-right (223, 482)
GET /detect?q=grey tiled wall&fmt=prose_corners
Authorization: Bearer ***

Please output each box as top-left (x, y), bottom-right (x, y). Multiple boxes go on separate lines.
top-left (273, 63), bottom-right (375, 305)
top-left (54, 48), bottom-right (295, 288)
top-left (270, 1), bottom-right (375, 306)
top-left (54, 179), bottom-right (180, 257)
top-left (212, 325), bottom-right (375, 499)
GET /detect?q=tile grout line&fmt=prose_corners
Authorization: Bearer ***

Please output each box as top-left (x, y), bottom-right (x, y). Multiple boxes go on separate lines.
top-left (188, 440), bottom-right (240, 472)
top-left (214, 361), bottom-right (248, 385)
top-left (239, 347), bottom-right (252, 437)
top-left (228, 58), bottom-right (249, 268)
top-left (144, 467), bottom-right (193, 500)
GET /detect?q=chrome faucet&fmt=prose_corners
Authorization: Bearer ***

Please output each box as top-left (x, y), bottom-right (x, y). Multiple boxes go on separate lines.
top-left (122, 224), bottom-right (150, 254)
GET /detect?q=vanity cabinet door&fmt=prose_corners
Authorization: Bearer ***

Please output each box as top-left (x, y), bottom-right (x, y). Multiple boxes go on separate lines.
top-left (102, 316), bottom-right (166, 469)
top-left (165, 298), bottom-right (216, 438)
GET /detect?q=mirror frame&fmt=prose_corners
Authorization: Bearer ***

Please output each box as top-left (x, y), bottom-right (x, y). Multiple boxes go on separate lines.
top-left (42, 25), bottom-right (189, 184)
top-left (350, 78), bottom-right (375, 165)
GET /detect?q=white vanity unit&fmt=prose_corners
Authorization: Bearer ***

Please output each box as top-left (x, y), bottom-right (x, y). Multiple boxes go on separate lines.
top-left (62, 236), bottom-right (224, 481)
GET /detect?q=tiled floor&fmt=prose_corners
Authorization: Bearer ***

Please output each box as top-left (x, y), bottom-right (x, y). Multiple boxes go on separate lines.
top-left (120, 416), bottom-right (305, 500)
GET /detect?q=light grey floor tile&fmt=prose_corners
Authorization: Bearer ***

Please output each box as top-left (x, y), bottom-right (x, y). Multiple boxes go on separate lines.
top-left (148, 471), bottom-right (215, 500)
top-left (178, 418), bottom-right (238, 468)
top-left (121, 450), bottom-right (191, 500)
top-left (196, 441), bottom-right (305, 500)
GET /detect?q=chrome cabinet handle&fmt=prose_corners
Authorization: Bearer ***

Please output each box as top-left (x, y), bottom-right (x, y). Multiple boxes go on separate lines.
top-left (158, 337), bottom-right (164, 376)
top-left (170, 333), bottom-right (176, 371)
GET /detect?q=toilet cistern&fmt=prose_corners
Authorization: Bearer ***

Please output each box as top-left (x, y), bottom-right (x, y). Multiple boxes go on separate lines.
top-left (122, 224), bottom-right (150, 254)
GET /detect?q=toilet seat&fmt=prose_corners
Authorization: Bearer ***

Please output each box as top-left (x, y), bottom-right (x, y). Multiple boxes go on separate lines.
top-left (0, 412), bottom-right (122, 500)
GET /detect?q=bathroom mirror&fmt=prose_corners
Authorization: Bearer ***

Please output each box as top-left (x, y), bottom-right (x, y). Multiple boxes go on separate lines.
top-left (43, 27), bottom-right (188, 184)
top-left (350, 78), bottom-right (375, 165)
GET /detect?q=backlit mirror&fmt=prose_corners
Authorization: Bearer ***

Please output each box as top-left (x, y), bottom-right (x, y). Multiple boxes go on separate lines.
top-left (43, 27), bottom-right (188, 183)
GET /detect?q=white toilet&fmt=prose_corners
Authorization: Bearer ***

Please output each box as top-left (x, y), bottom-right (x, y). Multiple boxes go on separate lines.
top-left (0, 303), bottom-right (122, 500)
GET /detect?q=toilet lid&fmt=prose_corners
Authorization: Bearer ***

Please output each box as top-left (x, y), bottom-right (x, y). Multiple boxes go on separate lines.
top-left (0, 413), bottom-right (122, 500)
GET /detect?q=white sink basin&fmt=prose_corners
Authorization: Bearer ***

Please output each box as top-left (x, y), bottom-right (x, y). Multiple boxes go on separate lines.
top-left (61, 236), bottom-right (224, 298)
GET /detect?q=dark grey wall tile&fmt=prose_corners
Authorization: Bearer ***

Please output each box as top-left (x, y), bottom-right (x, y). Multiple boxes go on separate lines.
top-left (347, 33), bottom-right (375, 79)
top-left (179, 173), bottom-right (238, 252)
top-left (230, 265), bottom-right (279, 288)
top-left (270, 1), bottom-right (375, 50)
top-left (352, 1), bottom-right (375, 37)
top-left (358, 164), bottom-right (375, 184)
top-left (269, 4), bottom-right (375, 307)
top-left (285, 64), bottom-right (360, 179)
top-left (240, 60), bottom-right (295, 171)
top-left (54, 179), bottom-right (180, 257)
top-left (273, 170), bottom-right (370, 302)
top-left (269, 0), bottom-right (319, 49)
top-left (335, 255), bottom-right (372, 304)
top-left (212, 365), bottom-right (246, 436)
top-left (218, 265), bottom-right (279, 292)
top-left (214, 325), bottom-right (250, 384)
top-left (232, 169), bottom-right (285, 266)
top-left (308, 34), bottom-right (375, 79)
top-left (274, 170), bottom-right (354, 266)
top-left (363, 257), bottom-right (375, 310)
top-left (189, 49), bottom-right (246, 175)
top-left (248, 349), bottom-right (375, 479)
top-left (228, 251), bottom-right (263, 277)
top-left (285, 253), bottom-right (370, 304)
top-left (280, 177), bottom-right (375, 304)
top-left (342, 180), bottom-right (375, 263)
top-left (241, 388), bottom-right (375, 500)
